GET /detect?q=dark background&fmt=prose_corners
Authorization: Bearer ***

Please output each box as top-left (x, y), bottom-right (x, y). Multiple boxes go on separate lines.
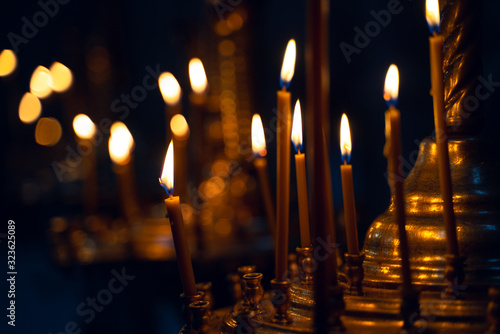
top-left (1, 0), bottom-right (499, 333)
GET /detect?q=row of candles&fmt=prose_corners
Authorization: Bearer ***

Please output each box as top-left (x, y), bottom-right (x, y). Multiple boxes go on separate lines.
top-left (158, 0), bottom-right (460, 298)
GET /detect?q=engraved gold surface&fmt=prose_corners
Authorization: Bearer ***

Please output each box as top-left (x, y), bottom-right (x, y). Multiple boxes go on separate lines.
top-left (363, 136), bottom-right (500, 289)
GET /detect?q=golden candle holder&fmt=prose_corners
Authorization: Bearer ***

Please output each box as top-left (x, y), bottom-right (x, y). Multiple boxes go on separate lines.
top-left (270, 279), bottom-right (292, 324)
top-left (296, 246), bottom-right (314, 287)
top-left (179, 292), bottom-right (204, 334)
top-left (344, 252), bottom-right (365, 296)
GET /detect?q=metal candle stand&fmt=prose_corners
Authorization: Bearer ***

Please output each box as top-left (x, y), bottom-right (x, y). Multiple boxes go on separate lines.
top-left (344, 252), bottom-right (365, 296)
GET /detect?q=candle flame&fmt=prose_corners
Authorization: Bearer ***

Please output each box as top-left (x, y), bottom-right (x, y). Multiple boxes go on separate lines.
top-left (189, 58), bottom-right (208, 95)
top-left (30, 66), bottom-right (53, 99)
top-left (340, 113), bottom-right (352, 163)
top-left (291, 99), bottom-right (303, 153)
top-left (280, 39), bottom-right (296, 89)
top-left (384, 64), bottom-right (399, 107)
top-left (73, 114), bottom-right (96, 139)
top-left (49, 62), bottom-right (73, 93)
top-left (159, 72), bottom-right (182, 105)
top-left (19, 92), bottom-right (42, 124)
top-left (170, 114), bottom-right (190, 140)
top-left (251, 114), bottom-right (266, 158)
top-left (109, 122), bottom-right (134, 165)
top-left (0, 49), bottom-right (17, 77)
top-left (159, 140), bottom-right (174, 195)
top-left (426, 0), bottom-right (440, 33)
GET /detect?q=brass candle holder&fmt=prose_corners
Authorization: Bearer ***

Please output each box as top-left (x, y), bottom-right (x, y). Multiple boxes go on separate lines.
top-left (270, 279), bottom-right (292, 324)
top-left (344, 252), bottom-right (365, 296)
top-left (296, 246), bottom-right (314, 286)
top-left (179, 292), bottom-right (204, 334)
top-left (189, 300), bottom-right (211, 334)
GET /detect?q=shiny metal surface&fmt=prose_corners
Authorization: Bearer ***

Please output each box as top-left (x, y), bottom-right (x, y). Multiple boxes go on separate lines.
top-left (363, 136), bottom-right (500, 289)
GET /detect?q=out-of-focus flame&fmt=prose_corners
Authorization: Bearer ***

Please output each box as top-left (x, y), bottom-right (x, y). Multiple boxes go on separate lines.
top-left (0, 49), bottom-right (17, 77)
top-left (73, 114), bottom-right (96, 139)
top-left (30, 66), bottom-right (53, 99)
top-left (159, 140), bottom-right (174, 195)
top-left (109, 122), bottom-right (134, 165)
top-left (19, 92), bottom-right (42, 124)
top-left (49, 62), bottom-right (73, 93)
top-left (291, 99), bottom-right (303, 153)
top-left (384, 64), bottom-right (399, 107)
top-left (280, 39), bottom-right (296, 89)
top-left (35, 117), bottom-right (62, 146)
top-left (251, 114), bottom-right (266, 158)
top-left (170, 114), bottom-right (190, 140)
top-left (340, 113), bottom-right (352, 163)
top-left (159, 72), bottom-right (182, 105)
top-left (189, 58), bottom-right (208, 95)
top-left (426, 0), bottom-right (440, 33)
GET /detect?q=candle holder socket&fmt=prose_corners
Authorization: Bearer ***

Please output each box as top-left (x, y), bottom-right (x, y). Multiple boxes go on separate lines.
top-left (179, 292), bottom-right (204, 334)
top-left (487, 286), bottom-right (500, 334)
top-left (196, 282), bottom-right (214, 310)
top-left (442, 254), bottom-right (466, 300)
top-left (288, 252), bottom-right (300, 281)
top-left (238, 265), bottom-right (257, 292)
top-left (296, 246), bottom-right (314, 286)
top-left (242, 272), bottom-right (264, 311)
top-left (344, 252), bottom-right (365, 296)
top-left (188, 300), bottom-right (211, 334)
top-left (270, 279), bottom-right (292, 324)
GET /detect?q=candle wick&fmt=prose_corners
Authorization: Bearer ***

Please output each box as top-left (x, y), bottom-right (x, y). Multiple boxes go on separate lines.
top-left (298, 149), bottom-right (301, 155)
top-left (344, 160), bottom-right (347, 166)
top-left (169, 194), bottom-right (173, 200)
top-left (282, 86), bottom-right (287, 92)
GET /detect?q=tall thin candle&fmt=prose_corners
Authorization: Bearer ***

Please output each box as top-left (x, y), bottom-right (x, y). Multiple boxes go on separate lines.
top-left (384, 65), bottom-right (412, 290)
top-left (159, 141), bottom-right (197, 297)
top-left (275, 39), bottom-right (295, 281)
top-left (291, 100), bottom-right (311, 247)
top-left (426, 0), bottom-right (459, 256)
top-left (339, 114), bottom-right (359, 255)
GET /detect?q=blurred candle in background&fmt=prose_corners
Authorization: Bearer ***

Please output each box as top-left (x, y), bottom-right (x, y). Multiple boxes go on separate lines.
top-left (170, 114), bottom-right (190, 198)
top-left (73, 114), bottom-right (98, 214)
top-left (109, 121), bottom-right (140, 221)
top-left (251, 113), bottom-right (276, 239)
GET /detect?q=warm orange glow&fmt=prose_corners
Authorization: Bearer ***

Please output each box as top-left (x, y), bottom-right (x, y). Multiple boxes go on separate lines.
top-left (170, 114), bottom-right (190, 140)
top-left (49, 62), bottom-right (73, 93)
top-left (73, 114), bottom-right (96, 139)
top-left (35, 117), bottom-right (62, 146)
top-left (109, 122), bottom-right (134, 165)
top-left (158, 72), bottom-right (182, 105)
top-left (280, 39), bottom-right (296, 88)
top-left (426, 0), bottom-right (440, 31)
top-left (19, 92), bottom-right (42, 124)
top-left (160, 140), bottom-right (174, 195)
top-left (251, 114), bottom-right (266, 157)
top-left (188, 58), bottom-right (208, 95)
top-left (0, 50), bottom-right (17, 77)
top-left (384, 64), bottom-right (399, 104)
top-left (291, 99), bottom-right (303, 153)
top-left (30, 66), bottom-right (53, 99)
top-left (340, 113), bottom-right (352, 163)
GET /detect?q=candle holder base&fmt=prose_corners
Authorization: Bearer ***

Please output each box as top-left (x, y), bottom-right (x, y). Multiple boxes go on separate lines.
top-left (296, 246), bottom-right (314, 287)
top-left (179, 292), bottom-right (204, 334)
top-left (345, 252), bottom-right (365, 296)
top-left (270, 279), bottom-right (292, 324)
top-left (442, 254), bottom-right (466, 300)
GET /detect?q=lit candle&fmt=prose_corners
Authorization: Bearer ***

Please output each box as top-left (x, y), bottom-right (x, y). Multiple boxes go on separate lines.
top-left (170, 114), bottom-right (190, 199)
top-left (426, 0), bottom-right (459, 257)
top-left (291, 100), bottom-right (311, 247)
top-left (384, 64), bottom-right (412, 290)
top-left (158, 72), bottom-right (182, 143)
top-left (73, 114), bottom-right (98, 214)
top-left (339, 114), bottom-right (359, 255)
top-left (109, 121), bottom-right (140, 220)
top-left (276, 39), bottom-right (296, 281)
top-left (251, 114), bottom-right (276, 238)
top-left (159, 140), bottom-right (198, 296)
top-left (188, 58), bottom-right (208, 106)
